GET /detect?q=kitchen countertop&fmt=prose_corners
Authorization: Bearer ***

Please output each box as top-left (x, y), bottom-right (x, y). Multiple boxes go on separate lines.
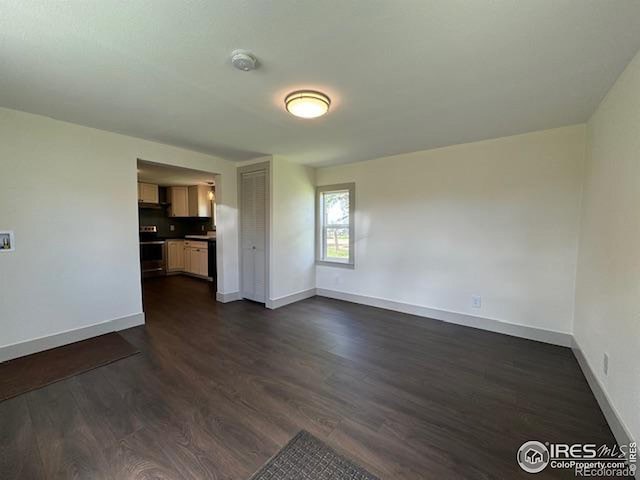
top-left (184, 235), bottom-right (216, 241)
top-left (146, 236), bottom-right (216, 242)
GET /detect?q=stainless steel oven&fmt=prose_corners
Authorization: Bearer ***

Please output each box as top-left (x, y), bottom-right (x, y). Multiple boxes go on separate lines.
top-left (139, 226), bottom-right (166, 277)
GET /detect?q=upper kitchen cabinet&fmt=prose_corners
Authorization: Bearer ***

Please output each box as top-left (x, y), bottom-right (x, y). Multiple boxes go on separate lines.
top-left (188, 185), bottom-right (213, 218)
top-left (168, 186), bottom-right (189, 217)
top-left (167, 185), bottom-right (213, 218)
top-left (138, 182), bottom-right (159, 203)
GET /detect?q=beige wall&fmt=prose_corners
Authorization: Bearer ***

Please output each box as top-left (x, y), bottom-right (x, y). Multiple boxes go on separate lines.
top-left (269, 156), bottom-right (316, 303)
top-left (0, 107), bottom-right (239, 351)
top-left (575, 50), bottom-right (640, 444)
top-left (316, 125), bottom-right (586, 336)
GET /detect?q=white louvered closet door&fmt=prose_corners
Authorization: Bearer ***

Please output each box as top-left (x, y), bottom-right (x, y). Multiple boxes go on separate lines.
top-left (240, 169), bottom-right (267, 303)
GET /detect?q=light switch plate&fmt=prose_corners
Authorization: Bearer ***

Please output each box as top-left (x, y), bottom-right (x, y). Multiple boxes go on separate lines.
top-left (0, 231), bottom-right (15, 252)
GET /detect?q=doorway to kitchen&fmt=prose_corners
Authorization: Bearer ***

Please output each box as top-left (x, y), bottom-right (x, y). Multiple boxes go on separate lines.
top-left (137, 159), bottom-right (219, 301)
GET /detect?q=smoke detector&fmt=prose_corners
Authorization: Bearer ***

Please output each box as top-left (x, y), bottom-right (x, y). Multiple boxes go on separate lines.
top-left (231, 49), bottom-right (257, 71)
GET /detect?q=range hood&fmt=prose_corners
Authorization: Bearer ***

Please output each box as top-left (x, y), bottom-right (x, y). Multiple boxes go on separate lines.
top-left (138, 201), bottom-right (170, 210)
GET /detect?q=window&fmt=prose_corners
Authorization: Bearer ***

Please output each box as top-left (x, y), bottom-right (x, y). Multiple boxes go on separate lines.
top-left (316, 183), bottom-right (355, 267)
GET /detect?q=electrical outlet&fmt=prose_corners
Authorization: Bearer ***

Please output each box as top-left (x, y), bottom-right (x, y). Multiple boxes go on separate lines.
top-left (472, 295), bottom-right (482, 309)
top-left (603, 353), bottom-right (609, 376)
top-left (169, 225), bottom-right (175, 231)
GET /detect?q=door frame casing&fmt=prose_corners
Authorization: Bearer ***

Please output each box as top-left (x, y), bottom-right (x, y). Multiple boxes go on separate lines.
top-left (237, 161), bottom-right (271, 304)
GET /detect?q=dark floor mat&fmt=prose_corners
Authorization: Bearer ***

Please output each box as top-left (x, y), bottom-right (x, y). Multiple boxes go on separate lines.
top-left (0, 332), bottom-right (139, 401)
top-left (249, 430), bottom-right (380, 480)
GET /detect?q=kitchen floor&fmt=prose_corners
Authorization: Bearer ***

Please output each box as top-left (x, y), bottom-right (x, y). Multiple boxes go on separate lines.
top-left (1, 275), bottom-right (617, 479)
top-left (142, 273), bottom-right (216, 301)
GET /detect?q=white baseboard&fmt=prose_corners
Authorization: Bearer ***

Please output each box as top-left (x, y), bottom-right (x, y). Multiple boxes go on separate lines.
top-left (315, 288), bottom-right (572, 347)
top-left (182, 272), bottom-right (214, 282)
top-left (216, 291), bottom-right (241, 303)
top-left (0, 312), bottom-right (145, 363)
top-left (112, 312), bottom-right (145, 331)
top-left (572, 338), bottom-right (636, 457)
top-left (266, 288), bottom-right (317, 309)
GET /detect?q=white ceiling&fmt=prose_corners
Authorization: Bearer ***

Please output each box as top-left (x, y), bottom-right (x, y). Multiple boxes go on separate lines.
top-left (137, 160), bottom-right (215, 187)
top-left (2, 1), bottom-right (640, 166)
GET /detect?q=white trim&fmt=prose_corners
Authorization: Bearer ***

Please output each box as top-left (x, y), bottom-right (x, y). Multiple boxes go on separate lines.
top-left (216, 291), bottom-right (242, 303)
top-left (315, 288), bottom-right (572, 347)
top-left (112, 312), bottom-right (145, 331)
top-left (266, 288), bottom-right (317, 309)
top-left (235, 155), bottom-right (273, 168)
top-left (0, 312), bottom-right (145, 363)
top-left (316, 183), bottom-right (355, 268)
top-left (572, 338), bottom-right (636, 460)
top-left (182, 272), bottom-right (214, 282)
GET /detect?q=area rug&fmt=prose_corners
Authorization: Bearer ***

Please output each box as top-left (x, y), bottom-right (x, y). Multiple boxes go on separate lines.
top-left (249, 430), bottom-right (380, 480)
top-left (0, 332), bottom-right (139, 401)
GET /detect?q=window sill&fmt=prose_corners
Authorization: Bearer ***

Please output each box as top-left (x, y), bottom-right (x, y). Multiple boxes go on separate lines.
top-left (316, 260), bottom-right (355, 269)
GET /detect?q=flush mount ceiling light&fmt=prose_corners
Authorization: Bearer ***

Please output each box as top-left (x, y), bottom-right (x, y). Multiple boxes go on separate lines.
top-left (285, 90), bottom-right (331, 119)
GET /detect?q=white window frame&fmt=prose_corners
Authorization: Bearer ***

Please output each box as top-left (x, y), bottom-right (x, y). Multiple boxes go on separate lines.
top-left (316, 183), bottom-right (355, 268)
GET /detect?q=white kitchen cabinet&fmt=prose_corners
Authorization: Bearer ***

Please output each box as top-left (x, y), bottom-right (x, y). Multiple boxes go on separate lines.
top-left (168, 186), bottom-right (189, 217)
top-left (138, 182), bottom-right (159, 203)
top-left (166, 240), bottom-right (185, 272)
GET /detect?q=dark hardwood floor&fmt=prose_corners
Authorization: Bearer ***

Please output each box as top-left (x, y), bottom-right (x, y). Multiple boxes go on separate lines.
top-left (1, 275), bottom-right (618, 479)
top-left (0, 332), bottom-right (138, 402)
